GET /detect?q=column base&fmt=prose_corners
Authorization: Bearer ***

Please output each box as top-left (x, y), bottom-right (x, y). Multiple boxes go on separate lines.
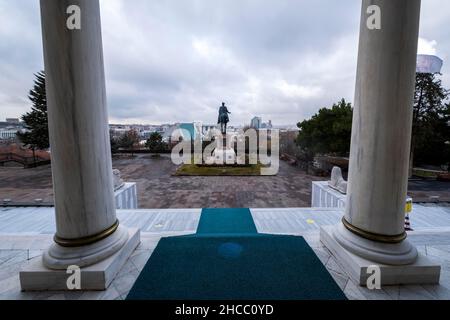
top-left (43, 225), bottom-right (130, 270)
top-left (321, 226), bottom-right (440, 286)
top-left (334, 222), bottom-right (417, 265)
top-left (20, 228), bottom-right (140, 291)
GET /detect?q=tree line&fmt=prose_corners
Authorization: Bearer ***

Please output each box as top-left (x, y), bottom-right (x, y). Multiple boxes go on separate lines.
top-left (295, 73), bottom-right (450, 172)
top-left (110, 129), bottom-right (168, 156)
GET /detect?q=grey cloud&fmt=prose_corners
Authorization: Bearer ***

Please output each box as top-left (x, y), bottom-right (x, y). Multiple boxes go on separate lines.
top-left (1, 0), bottom-right (449, 126)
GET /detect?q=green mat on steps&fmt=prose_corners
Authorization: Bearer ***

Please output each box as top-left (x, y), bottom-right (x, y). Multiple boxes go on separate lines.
top-left (126, 208), bottom-right (346, 300)
top-left (196, 208), bottom-right (257, 234)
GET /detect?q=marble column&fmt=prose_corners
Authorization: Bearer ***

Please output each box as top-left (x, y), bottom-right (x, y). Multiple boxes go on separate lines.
top-left (322, 0), bottom-right (440, 285)
top-left (333, 0), bottom-right (422, 266)
top-left (40, 0), bottom-right (129, 269)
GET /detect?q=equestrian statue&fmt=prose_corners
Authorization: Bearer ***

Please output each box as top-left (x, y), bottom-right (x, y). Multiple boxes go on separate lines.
top-left (217, 102), bottom-right (231, 134)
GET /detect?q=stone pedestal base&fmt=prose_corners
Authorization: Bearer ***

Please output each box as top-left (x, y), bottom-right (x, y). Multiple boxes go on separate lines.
top-left (115, 183), bottom-right (138, 209)
top-left (206, 148), bottom-right (236, 165)
top-left (321, 226), bottom-right (441, 286)
top-left (20, 228), bottom-right (140, 291)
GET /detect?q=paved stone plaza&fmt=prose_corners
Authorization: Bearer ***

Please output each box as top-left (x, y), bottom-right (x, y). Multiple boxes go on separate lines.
top-left (1, 154), bottom-right (449, 208)
top-left (0, 154), bottom-right (325, 208)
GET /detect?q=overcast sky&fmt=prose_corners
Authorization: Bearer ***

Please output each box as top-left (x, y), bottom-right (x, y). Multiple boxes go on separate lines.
top-left (1, 0), bottom-right (449, 126)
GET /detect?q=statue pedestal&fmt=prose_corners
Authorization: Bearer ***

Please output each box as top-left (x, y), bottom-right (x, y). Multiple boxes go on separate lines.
top-left (205, 133), bottom-right (236, 165)
top-left (211, 148), bottom-right (236, 165)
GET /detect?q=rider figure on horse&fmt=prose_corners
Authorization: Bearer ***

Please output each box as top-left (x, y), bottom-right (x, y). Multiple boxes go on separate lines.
top-left (218, 102), bottom-right (231, 134)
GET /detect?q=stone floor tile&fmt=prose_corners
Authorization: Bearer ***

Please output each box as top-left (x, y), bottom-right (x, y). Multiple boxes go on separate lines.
top-left (312, 247), bottom-right (331, 265)
top-left (328, 270), bottom-right (349, 291)
top-left (112, 269), bottom-right (140, 297)
top-left (358, 286), bottom-right (394, 300)
top-left (129, 250), bottom-right (152, 271)
top-left (344, 280), bottom-right (367, 300)
top-left (422, 284), bottom-right (450, 300)
top-left (398, 285), bottom-right (437, 300)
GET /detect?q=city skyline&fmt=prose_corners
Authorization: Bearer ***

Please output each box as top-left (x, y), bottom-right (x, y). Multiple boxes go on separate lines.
top-left (1, 117), bottom-right (288, 129)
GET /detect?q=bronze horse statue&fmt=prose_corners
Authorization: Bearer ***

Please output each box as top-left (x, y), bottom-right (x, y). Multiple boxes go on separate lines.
top-left (217, 102), bottom-right (231, 134)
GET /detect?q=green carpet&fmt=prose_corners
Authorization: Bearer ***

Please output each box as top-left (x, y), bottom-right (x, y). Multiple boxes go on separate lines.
top-left (126, 208), bottom-right (346, 300)
top-left (196, 208), bottom-right (257, 234)
top-left (126, 235), bottom-right (346, 300)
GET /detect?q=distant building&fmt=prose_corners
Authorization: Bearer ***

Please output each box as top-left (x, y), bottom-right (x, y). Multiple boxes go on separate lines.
top-left (251, 117), bottom-right (262, 129)
top-left (1, 119), bottom-right (23, 130)
top-left (178, 122), bottom-right (202, 141)
top-left (109, 127), bottom-right (129, 139)
top-left (6, 118), bottom-right (20, 124)
top-left (261, 120), bottom-right (273, 129)
top-left (107, 122), bottom-right (216, 143)
top-left (0, 130), bottom-right (18, 140)
top-left (140, 130), bottom-right (153, 140)
top-left (162, 124), bottom-right (181, 144)
top-left (109, 123), bottom-right (172, 141)
top-left (251, 117), bottom-right (273, 130)
top-left (202, 124), bottom-right (216, 135)
top-left (0, 119), bottom-right (24, 141)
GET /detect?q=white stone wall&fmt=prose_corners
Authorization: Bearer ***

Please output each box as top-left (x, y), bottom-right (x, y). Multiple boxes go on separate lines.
top-left (114, 183), bottom-right (138, 209)
top-left (311, 181), bottom-right (346, 209)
